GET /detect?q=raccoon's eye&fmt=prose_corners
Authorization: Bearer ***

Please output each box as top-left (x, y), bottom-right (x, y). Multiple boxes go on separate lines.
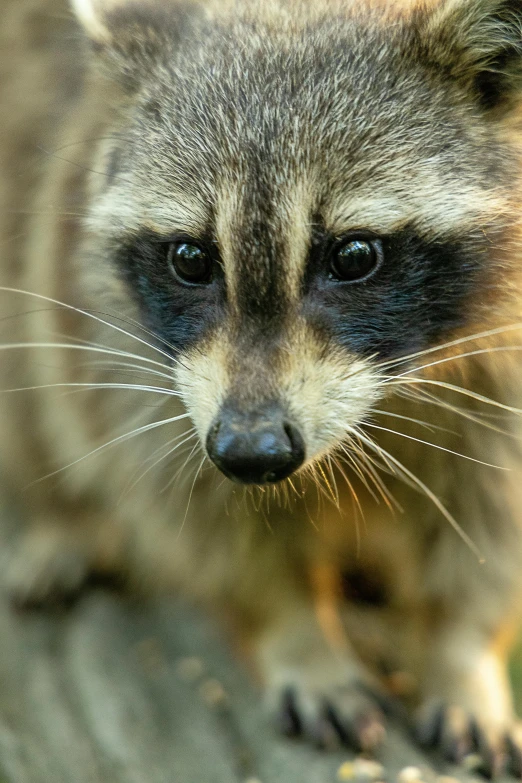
top-left (167, 242), bottom-right (212, 285)
top-left (330, 238), bottom-right (383, 282)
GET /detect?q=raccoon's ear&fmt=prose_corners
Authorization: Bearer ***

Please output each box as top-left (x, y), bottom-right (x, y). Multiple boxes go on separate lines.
top-left (71, 0), bottom-right (113, 44)
top-left (418, 0), bottom-right (522, 112)
top-left (72, 0), bottom-right (170, 45)
top-left (71, 0), bottom-right (192, 85)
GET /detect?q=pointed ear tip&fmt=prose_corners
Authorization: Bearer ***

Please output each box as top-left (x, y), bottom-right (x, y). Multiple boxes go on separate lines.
top-left (71, 0), bottom-right (111, 42)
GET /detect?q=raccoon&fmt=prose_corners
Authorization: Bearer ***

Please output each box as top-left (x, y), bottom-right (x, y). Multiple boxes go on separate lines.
top-left (2, 0), bottom-right (522, 773)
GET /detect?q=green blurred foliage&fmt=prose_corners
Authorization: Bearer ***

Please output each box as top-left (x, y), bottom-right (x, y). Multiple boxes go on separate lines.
top-left (510, 642), bottom-right (522, 714)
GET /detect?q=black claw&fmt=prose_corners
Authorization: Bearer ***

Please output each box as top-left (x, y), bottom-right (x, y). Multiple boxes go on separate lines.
top-left (312, 715), bottom-right (341, 751)
top-left (325, 701), bottom-right (385, 753)
top-left (443, 709), bottom-right (474, 765)
top-left (414, 705), bottom-right (522, 778)
top-left (276, 684), bottom-right (386, 754)
top-left (359, 681), bottom-right (407, 721)
top-left (470, 753), bottom-right (500, 781)
top-left (470, 716), bottom-right (482, 753)
top-left (324, 701), bottom-right (363, 751)
top-left (416, 703), bottom-right (444, 748)
top-left (277, 687), bottom-right (302, 737)
top-left (506, 733), bottom-right (522, 778)
top-left (441, 733), bottom-right (471, 766)
top-left (471, 721), bottom-right (504, 779)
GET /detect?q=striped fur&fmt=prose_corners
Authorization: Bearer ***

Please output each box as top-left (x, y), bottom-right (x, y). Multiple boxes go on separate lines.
top-left (2, 0), bottom-right (522, 767)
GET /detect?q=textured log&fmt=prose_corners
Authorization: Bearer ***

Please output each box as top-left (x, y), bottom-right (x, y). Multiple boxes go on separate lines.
top-left (0, 589), bottom-right (512, 783)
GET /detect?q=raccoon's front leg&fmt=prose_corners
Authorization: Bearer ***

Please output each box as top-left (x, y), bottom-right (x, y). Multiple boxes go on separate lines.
top-left (415, 523), bottom-right (522, 775)
top-left (1, 504), bottom-right (124, 606)
top-left (255, 590), bottom-right (386, 751)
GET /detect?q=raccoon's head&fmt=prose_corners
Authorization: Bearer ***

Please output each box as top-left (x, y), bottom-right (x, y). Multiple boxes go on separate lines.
top-left (74, 0), bottom-right (522, 484)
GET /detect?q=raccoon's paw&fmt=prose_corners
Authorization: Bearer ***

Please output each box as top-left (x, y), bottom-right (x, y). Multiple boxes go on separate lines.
top-left (271, 680), bottom-right (386, 752)
top-left (2, 526), bottom-right (90, 608)
top-left (415, 701), bottom-right (522, 778)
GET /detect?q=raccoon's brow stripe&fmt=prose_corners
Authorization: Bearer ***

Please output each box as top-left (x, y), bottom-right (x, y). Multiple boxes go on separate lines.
top-left (94, 184), bottom-right (209, 238)
top-left (325, 189), bottom-right (512, 238)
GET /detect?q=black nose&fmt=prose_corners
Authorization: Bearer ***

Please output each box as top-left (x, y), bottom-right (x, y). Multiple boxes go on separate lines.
top-left (206, 405), bottom-right (305, 484)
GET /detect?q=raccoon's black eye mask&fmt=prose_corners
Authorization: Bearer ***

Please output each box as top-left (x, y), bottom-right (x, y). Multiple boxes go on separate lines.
top-left (116, 225), bottom-right (489, 362)
top-left (115, 230), bottom-right (226, 354)
top-left (305, 228), bottom-right (489, 360)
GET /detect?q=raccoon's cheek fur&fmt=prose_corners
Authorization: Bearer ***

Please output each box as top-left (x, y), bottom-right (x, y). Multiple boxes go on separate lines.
top-left (174, 329), bottom-right (383, 485)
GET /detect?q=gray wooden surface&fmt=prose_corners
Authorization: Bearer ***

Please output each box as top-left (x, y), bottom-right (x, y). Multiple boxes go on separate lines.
top-left (0, 588), bottom-right (511, 783)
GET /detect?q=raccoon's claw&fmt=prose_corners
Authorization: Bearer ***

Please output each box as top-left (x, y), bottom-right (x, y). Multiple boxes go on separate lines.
top-left (415, 702), bottom-right (473, 763)
top-left (505, 723), bottom-right (522, 778)
top-left (415, 702), bottom-right (522, 778)
top-left (276, 684), bottom-right (386, 752)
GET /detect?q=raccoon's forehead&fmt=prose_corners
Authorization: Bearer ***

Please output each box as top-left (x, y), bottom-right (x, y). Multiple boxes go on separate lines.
top-left (97, 13), bottom-right (512, 240)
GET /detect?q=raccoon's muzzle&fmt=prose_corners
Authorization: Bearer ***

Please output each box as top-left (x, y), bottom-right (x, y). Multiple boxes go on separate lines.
top-left (206, 404), bottom-right (305, 484)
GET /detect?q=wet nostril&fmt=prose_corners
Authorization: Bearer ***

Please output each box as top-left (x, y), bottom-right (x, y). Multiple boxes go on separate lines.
top-left (283, 422), bottom-right (296, 449)
top-left (206, 420), bottom-right (221, 455)
top-left (262, 470), bottom-right (280, 483)
top-left (283, 421), bottom-right (305, 462)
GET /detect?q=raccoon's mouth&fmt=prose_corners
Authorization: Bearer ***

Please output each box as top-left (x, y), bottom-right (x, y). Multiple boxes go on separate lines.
top-left (205, 403), bottom-right (305, 484)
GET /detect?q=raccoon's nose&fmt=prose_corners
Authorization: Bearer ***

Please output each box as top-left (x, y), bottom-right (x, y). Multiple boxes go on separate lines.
top-left (206, 406), bottom-right (305, 484)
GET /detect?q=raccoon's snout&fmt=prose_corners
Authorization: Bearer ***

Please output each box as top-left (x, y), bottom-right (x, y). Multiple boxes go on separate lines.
top-left (206, 405), bottom-right (305, 484)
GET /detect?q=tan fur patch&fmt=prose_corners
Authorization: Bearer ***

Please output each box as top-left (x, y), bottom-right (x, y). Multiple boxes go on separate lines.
top-left (280, 322), bottom-right (384, 461)
top-left (90, 184), bottom-right (208, 239)
top-left (174, 332), bottom-right (230, 442)
top-left (326, 187), bottom-right (513, 238)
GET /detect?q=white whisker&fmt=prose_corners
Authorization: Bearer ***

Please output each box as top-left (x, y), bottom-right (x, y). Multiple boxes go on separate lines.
top-left (162, 441), bottom-right (201, 494)
top-left (364, 422), bottom-right (508, 470)
top-left (0, 286), bottom-right (173, 363)
top-left (30, 412), bottom-right (190, 486)
top-left (372, 408), bottom-right (457, 435)
top-left (121, 429), bottom-right (197, 500)
top-left (0, 340), bottom-right (173, 373)
top-left (376, 322), bottom-right (522, 370)
top-left (342, 440), bottom-right (402, 512)
top-left (337, 444), bottom-right (380, 504)
top-left (78, 359), bottom-right (173, 382)
top-left (392, 345), bottom-right (522, 378)
top-left (177, 453), bottom-right (207, 539)
top-left (395, 386), bottom-right (515, 436)
top-left (353, 428), bottom-right (485, 563)
top-left (326, 455), bottom-right (340, 506)
top-left (390, 377), bottom-right (522, 415)
top-left (50, 331), bottom-right (174, 380)
top-left (330, 454), bottom-right (364, 552)
top-left (1, 381), bottom-right (179, 396)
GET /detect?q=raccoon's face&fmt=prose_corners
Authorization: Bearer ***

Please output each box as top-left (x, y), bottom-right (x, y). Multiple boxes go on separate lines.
top-left (76, 0), bottom-right (522, 484)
